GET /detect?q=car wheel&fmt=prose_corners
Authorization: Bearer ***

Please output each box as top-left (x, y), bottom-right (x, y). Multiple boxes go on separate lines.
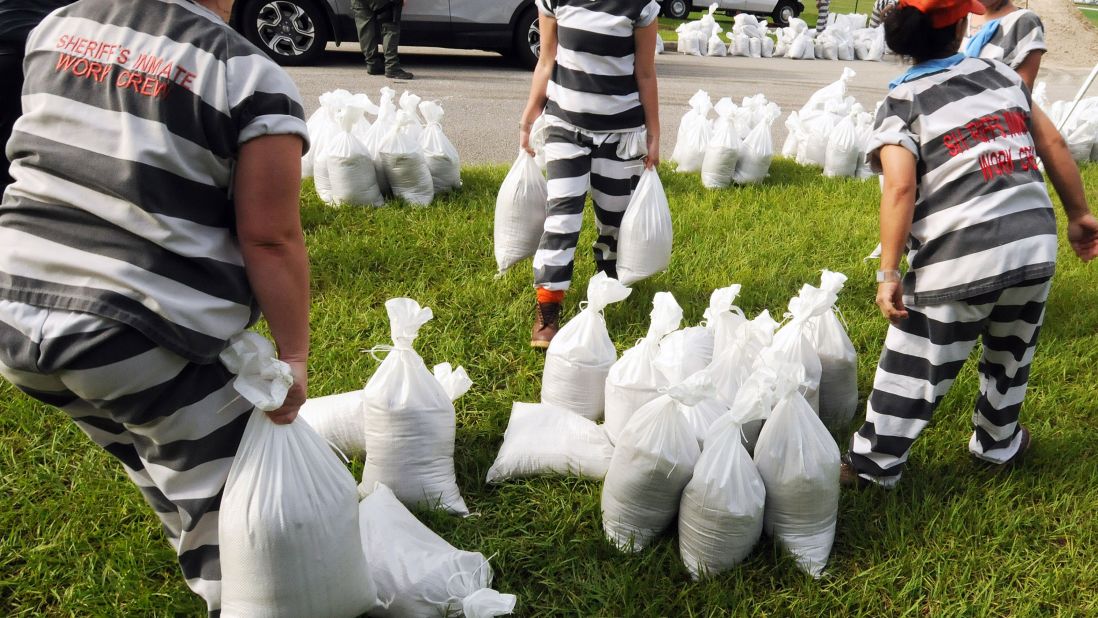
top-left (241, 0), bottom-right (328, 66)
top-left (770, 0), bottom-right (798, 28)
top-left (661, 0), bottom-right (691, 20)
top-left (513, 6), bottom-right (540, 70)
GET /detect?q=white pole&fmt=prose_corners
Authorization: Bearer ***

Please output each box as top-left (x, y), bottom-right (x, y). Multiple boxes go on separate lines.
top-left (1055, 62), bottom-right (1098, 133)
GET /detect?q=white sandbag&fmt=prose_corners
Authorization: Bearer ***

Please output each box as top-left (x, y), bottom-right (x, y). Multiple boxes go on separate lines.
top-left (350, 92), bottom-right (378, 143)
top-left (782, 112), bottom-right (802, 159)
top-left (362, 299), bottom-right (469, 515)
top-left (218, 333), bottom-right (373, 617)
top-left (702, 98), bottom-right (742, 189)
top-left (761, 33), bottom-right (775, 57)
top-left (708, 33), bottom-right (728, 57)
top-left (298, 390), bottom-right (366, 459)
top-left (707, 309), bottom-right (777, 410)
top-left (823, 112), bottom-right (860, 178)
top-left (379, 110), bottom-right (435, 205)
top-left (814, 33), bottom-right (838, 61)
top-left (749, 37), bottom-right (762, 58)
top-left (753, 367), bottom-right (840, 578)
top-left (601, 391), bottom-right (701, 552)
top-left (867, 25), bottom-right (885, 61)
top-left (671, 90), bottom-right (713, 173)
top-left (486, 402), bottom-right (614, 482)
top-left (676, 23), bottom-right (704, 56)
top-left (669, 371), bottom-right (727, 448)
top-left (604, 292), bottom-right (683, 444)
top-left (810, 270), bottom-right (858, 432)
top-left (854, 111), bottom-right (876, 179)
top-left (788, 32), bottom-right (815, 59)
top-left (542, 273), bottom-right (632, 420)
top-left (494, 149), bottom-right (547, 276)
top-left (704, 284), bottom-right (746, 358)
top-left (729, 33), bottom-right (751, 57)
top-left (802, 67), bottom-right (856, 115)
top-left (397, 90), bottom-right (425, 143)
top-left (678, 379), bottom-right (772, 579)
top-left (359, 482), bottom-right (516, 618)
top-left (654, 285), bottom-right (737, 386)
top-left (327, 105), bottom-right (384, 207)
top-left (656, 33), bottom-right (665, 54)
top-left (1066, 119), bottom-right (1097, 163)
top-left (733, 105), bottom-right (779, 185)
top-left (302, 91), bottom-right (345, 179)
top-left (762, 284), bottom-right (832, 413)
top-left (419, 100), bottom-right (462, 193)
top-left (361, 87), bottom-right (398, 197)
top-left (796, 121), bottom-right (830, 168)
top-left (616, 168), bottom-right (673, 286)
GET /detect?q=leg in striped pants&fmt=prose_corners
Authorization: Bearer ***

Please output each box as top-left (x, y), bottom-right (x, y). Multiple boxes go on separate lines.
top-left (533, 125), bottom-right (641, 291)
top-left (0, 300), bottom-right (252, 616)
top-left (816, 0), bottom-right (831, 32)
top-left (847, 277), bottom-right (1051, 487)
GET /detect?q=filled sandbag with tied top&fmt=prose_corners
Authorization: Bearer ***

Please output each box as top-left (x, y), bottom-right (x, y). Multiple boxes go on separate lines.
top-left (418, 100), bottom-right (462, 193)
top-left (809, 270), bottom-right (858, 432)
top-left (486, 402), bottom-right (614, 483)
top-left (327, 103), bottom-right (384, 207)
top-left (616, 168), bottom-right (673, 286)
top-left (494, 149), bottom-right (547, 276)
top-left (378, 110), bottom-right (435, 205)
top-left (671, 90), bottom-right (713, 173)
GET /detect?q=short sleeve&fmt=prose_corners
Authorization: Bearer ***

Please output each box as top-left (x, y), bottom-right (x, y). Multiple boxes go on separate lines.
top-left (226, 48), bottom-right (310, 153)
top-left (865, 94), bottom-right (919, 173)
top-left (636, 1), bottom-right (661, 27)
top-left (1001, 12), bottom-right (1046, 69)
top-left (538, 0), bottom-right (555, 17)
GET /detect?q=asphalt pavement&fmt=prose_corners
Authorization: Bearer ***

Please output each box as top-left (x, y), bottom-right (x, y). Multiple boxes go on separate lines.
top-left (284, 44), bottom-right (1094, 166)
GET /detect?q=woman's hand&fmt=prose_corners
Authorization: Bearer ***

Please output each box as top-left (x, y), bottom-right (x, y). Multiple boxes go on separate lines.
top-left (520, 123), bottom-right (534, 157)
top-left (876, 281), bottom-right (908, 324)
top-left (266, 358), bottom-right (306, 425)
top-left (644, 131), bottom-right (660, 169)
top-left (1068, 213), bottom-right (1098, 262)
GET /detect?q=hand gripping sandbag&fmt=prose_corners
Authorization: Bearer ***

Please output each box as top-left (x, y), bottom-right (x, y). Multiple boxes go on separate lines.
top-left (494, 150), bottom-right (547, 276)
top-left (541, 273), bottom-right (632, 420)
top-left (362, 299), bottom-right (469, 515)
top-left (298, 390), bottom-right (367, 458)
top-left (616, 168), bottom-right (672, 286)
top-left (486, 402), bottom-right (614, 483)
top-left (671, 90), bottom-right (712, 173)
top-left (602, 391), bottom-right (701, 552)
top-left (666, 371), bottom-right (727, 449)
top-left (678, 383), bottom-right (772, 579)
top-left (753, 364), bottom-right (840, 578)
top-left (419, 100), bottom-right (462, 193)
top-left (327, 104), bottom-right (384, 207)
top-left (604, 292), bottom-right (683, 444)
top-left (379, 110), bottom-right (435, 205)
top-left (762, 284), bottom-right (832, 413)
top-left (218, 333), bottom-right (374, 618)
top-left (359, 483), bottom-right (517, 618)
top-left (701, 98), bottom-right (742, 189)
top-left (809, 270), bottom-right (858, 432)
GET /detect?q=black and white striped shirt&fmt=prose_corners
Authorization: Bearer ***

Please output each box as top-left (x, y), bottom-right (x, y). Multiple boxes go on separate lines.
top-left (0, 0), bottom-right (308, 363)
top-left (538, 0), bottom-right (660, 133)
top-left (963, 9), bottom-right (1046, 69)
top-left (867, 57), bottom-right (1057, 305)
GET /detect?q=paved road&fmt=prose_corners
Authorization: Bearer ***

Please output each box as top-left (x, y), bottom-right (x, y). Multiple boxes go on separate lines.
top-left (285, 45), bottom-right (1094, 166)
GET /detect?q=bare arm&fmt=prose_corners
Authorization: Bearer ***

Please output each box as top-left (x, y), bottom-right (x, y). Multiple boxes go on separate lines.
top-left (235, 134), bottom-right (310, 423)
top-left (634, 20), bottom-right (660, 169)
top-left (1014, 50), bottom-right (1043, 91)
top-left (520, 13), bottom-right (556, 155)
top-left (876, 145), bottom-right (917, 323)
top-left (1030, 105), bottom-right (1098, 261)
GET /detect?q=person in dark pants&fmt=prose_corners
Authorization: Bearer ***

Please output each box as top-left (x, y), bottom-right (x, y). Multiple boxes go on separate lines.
top-left (351, 0), bottom-right (413, 80)
top-left (0, 0), bottom-right (74, 189)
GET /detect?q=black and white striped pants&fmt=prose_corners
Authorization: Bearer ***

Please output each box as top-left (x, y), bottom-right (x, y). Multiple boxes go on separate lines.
top-left (533, 125), bottom-right (642, 291)
top-left (0, 300), bottom-right (252, 616)
top-left (848, 277), bottom-right (1051, 487)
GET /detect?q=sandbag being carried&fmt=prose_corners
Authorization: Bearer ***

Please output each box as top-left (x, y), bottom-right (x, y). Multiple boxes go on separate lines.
top-left (494, 149), bottom-right (547, 276)
top-left (604, 292), bottom-right (683, 444)
top-left (809, 270), bottom-right (858, 432)
top-left (616, 168), bottom-right (673, 286)
top-left (419, 100), bottom-right (462, 193)
top-left (753, 365), bottom-right (840, 578)
top-left (359, 482), bottom-right (517, 618)
top-left (219, 333), bottom-right (373, 618)
top-left (486, 402), bottom-right (614, 483)
top-left (362, 299), bottom-right (470, 515)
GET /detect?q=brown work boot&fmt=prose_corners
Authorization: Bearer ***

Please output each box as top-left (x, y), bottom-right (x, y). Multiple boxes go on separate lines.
top-left (530, 301), bottom-right (562, 349)
top-left (974, 424), bottom-right (1032, 469)
top-left (839, 452), bottom-right (871, 490)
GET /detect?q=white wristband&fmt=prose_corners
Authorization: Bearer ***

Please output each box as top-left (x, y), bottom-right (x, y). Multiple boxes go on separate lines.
top-left (876, 269), bottom-right (902, 283)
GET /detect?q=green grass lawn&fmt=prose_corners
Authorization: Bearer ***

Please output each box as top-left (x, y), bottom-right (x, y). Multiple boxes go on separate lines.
top-left (659, 0), bottom-right (867, 41)
top-left (1079, 4), bottom-right (1098, 28)
top-left (3, 160), bottom-right (1098, 615)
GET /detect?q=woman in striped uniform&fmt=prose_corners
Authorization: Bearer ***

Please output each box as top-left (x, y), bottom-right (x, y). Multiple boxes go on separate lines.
top-left (0, 0), bottom-right (309, 613)
top-left (963, 0), bottom-right (1046, 88)
top-left (841, 0), bottom-right (1098, 489)
top-left (519, 0), bottom-right (661, 347)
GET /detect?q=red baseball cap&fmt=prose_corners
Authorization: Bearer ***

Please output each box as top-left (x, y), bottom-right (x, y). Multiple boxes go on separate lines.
top-left (899, 0), bottom-right (985, 28)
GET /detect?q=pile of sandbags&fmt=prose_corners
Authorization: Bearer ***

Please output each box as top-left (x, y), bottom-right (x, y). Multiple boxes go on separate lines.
top-left (674, 90), bottom-right (781, 185)
top-left (781, 68), bottom-right (876, 179)
top-left (727, 14), bottom-right (774, 58)
top-left (301, 87), bottom-right (462, 206)
top-left (774, 18), bottom-right (816, 60)
top-left (676, 3), bottom-right (725, 57)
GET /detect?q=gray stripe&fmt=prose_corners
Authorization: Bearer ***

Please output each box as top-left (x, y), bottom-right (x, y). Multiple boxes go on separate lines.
top-left (910, 264), bottom-right (1055, 305)
top-left (911, 208), bottom-right (1056, 268)
top-left (130, 410), bottom-right (248, 473)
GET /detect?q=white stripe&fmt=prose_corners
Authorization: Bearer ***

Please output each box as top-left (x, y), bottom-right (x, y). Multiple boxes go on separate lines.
top-left (985, 317), bottom-right (1040, 343)
top-left (912, 184), bottom-right (1051, 244)
top-left (548, 81), bottom-right (640, 116)
top-left (184, 577), bottom-right (221, 610)
top-left (533, 247), bottom-right (577, 268)
top-left (59, 346), bottom-right (188, 402)
top-left (968, 430), bottom-right (1023, 463)
top-left (0, 228), bottom-right (254, 338)
top-left (883, 332), bottom-right (977, 367)
top-left (129, 382), bottom-right (252, 444)
top-left (0, 358), bottom-right (69, 393)
top-left (591, 189), bottom-right (629, 213)
top-left (556, 47), bottom-right (635, 77)
top-left (144, 456), bottom-right (232, 501)
top-left (226, 53), bottom-right (304, 110)
top-left (591, 157), bottom-right (638, 180)
top-left (17, 92), bottom-right (231, 188)
top-left (547, 175), bottom-right (589, 199)
top-left (38, 307), bottom-right (120, 339)
top-left (871, 368), bottom-right (956, 405)
top-left (851, 431), bottom-right (910, 471)
top-left (543, 213), bottom-right (584, 234)
top-left (554, 5), bottom-right (635, 37)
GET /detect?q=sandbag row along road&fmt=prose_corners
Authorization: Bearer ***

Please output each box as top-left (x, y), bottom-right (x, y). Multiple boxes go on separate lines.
top-left (285, 44), bottom-right (1095, 167)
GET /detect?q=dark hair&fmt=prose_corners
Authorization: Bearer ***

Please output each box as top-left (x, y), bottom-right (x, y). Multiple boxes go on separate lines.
top-left (883, 6), bottom-right (963, 64)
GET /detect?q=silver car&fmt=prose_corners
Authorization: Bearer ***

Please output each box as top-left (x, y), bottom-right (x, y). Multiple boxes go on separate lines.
top-left (230, 0), bottom-right (541, 67)
top-left (660, 0), bottom-right (804, 27)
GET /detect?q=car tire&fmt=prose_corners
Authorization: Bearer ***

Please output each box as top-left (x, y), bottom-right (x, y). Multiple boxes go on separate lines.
top-left (661, 0), bottom-right (691, 20)
top-left (241, 0), bottom-right (328, 66)
top-left (513, 6), bottom-right (540, 70)
top-left (770, 0), bottom-right (798, 28)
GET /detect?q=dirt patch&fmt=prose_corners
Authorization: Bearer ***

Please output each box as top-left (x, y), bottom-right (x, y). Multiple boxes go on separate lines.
top-left (1027, 0), bottom-right (1098, 67)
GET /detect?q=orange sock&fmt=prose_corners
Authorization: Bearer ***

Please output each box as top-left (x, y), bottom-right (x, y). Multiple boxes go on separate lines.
top-left (536, 287), bottom-right (565, 304)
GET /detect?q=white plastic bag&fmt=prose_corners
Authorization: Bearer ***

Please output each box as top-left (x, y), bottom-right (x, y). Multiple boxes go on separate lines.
top-left (362, 299), bottom-right (470, 515)
top-left (298, 390), bottom-right (366, 458)
top-left (219, 333), bottom-right (373, 617)
top-left (327, 105), bottom-right (384, 207)
top-left (616, 168), bottom-right (673, 286)
top-left (707, 311), bottom-right (780, 451)
top-left (810, 270), bottom-right (858, 432)
top-left (379, 110), bottom-right (435, 205)
top-left (823, 112), bottom-right (860, 178)
top-left (733, 106), bottom-right (779, 185)
top-left (486, 402), bottom-right (614, 482)
top-left (602, 392), bottom-right (701, 552)
top-left (656, 33), bottom-right (665, 54)
top-left (705, 284), bottom-right (746, 358)
top-left (702, 98), bottom-right (742, 189)
top-left (762, 284), bottom-right (831, 413)
top-left (359, 483), bottom-right (516, 618)
top-left (753, 367), bottom-right (840, 578)
top-left (707, 33), bottom-right (728, 57)
top-left (604, 292), bottom-right (683, 444)
top-left (494, 149), bottom-right (547, 276)
top-left (419, 100), bottom-right (462, 193)
top-left (671, 90), bottom-right (712, 173)
top-left (361, 87), bottom-right (398, 197)
top-left (541, 273), bottom-right (632, 420)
